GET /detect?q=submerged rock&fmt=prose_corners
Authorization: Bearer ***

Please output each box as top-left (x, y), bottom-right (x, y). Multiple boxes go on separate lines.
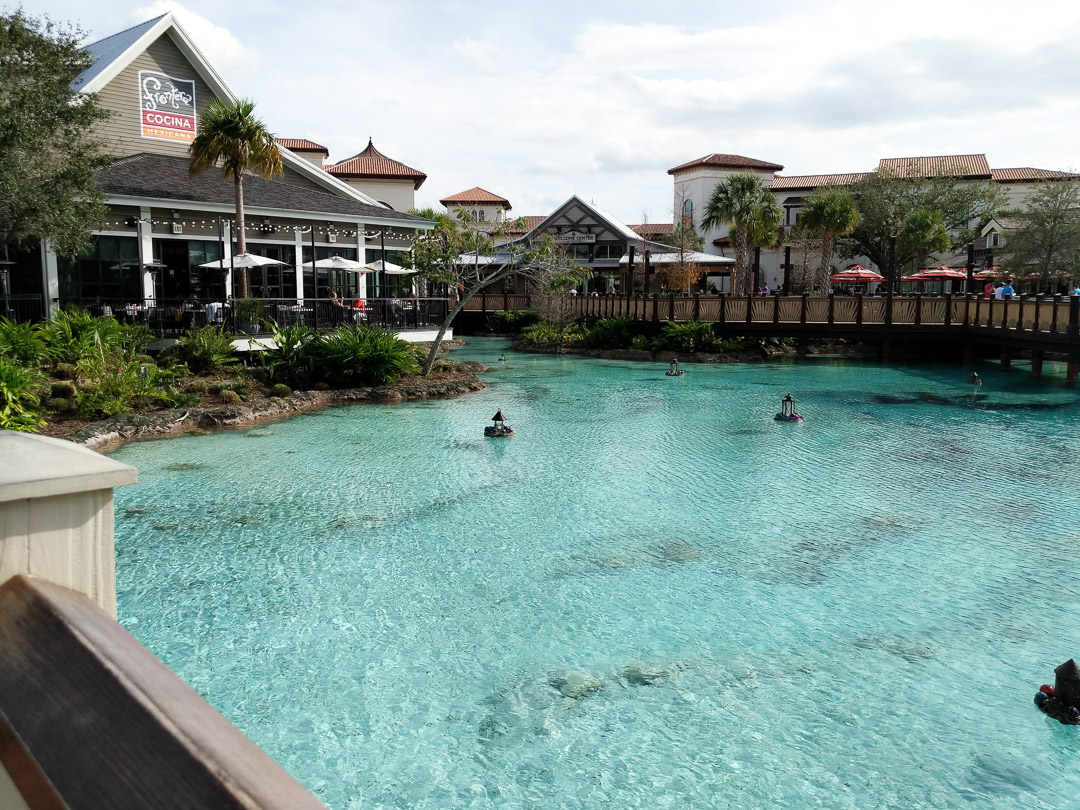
top-left (550, 671), bottom-right (602, 699)
top-left (152, 523), bottom-right (179, 531)
top-left (165, 462), bottom-right (201, 471)
top-left (621, 665), bottom-right (668, 686)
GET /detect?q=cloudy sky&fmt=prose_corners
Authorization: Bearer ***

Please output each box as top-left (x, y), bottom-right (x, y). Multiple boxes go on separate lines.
top-left (12, 0), bottom-right (1080, 223)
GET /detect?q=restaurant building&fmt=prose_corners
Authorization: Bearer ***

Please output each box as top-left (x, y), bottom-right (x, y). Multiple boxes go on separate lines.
top-left (8, 12), bottom-right (433, 317)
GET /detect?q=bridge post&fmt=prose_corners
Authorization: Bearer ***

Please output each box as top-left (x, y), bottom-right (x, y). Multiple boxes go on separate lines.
top-left (718, 293), bottom-right (726, 325)
top-left (1069, 295), bottom-right (1080, 338)
top-left (800, 294), bottom-right (808, 325)
top-left (885, 290), bottom-right (893, 326)
top-left (1034, 295), bottom-right (1043, 332)
top-left (1000, 297), bottom-right (1009, 329)
top-left (913, 293), bottom-right (922, 326)
top-left (974, 295), bottom-right (980, 328)
top-left (962, 294), bottom-right (971, 327)
top-left (668, 295), bottom-right (676, 321)
top-left (1031, 349), bottom-right (1044, 377)
top-left (481, 292), bottom-right (487, 314)
top-left (1068, 354), bottom-right (1079, 386)
top-left (1052, 294), bottom-right (1062, 332)
top-left (1000, 348), bottom-right (1012, 371)
top-left (1016, 297), bottom-right (1025, 331)
top-left (652, 293), bottom-right (659, 324)
top-left (944, 293), bottom-right (952, 327)
top-left (503, 292), bottom-right (510, 311)
top-left (693, 293), bottom-right (700, 321)
top-left (798, 337), bottom-right (807, 358)
top-left (827, 293), bottom-right (835, 325)
top-left (963, 341), bottom-right (974, 363)
top-left (856, 293), bottom-right (863, 325)
top-left (745, 294), bottom-right (752, 324)
top-left (772, 292), bottom-right (780, 324)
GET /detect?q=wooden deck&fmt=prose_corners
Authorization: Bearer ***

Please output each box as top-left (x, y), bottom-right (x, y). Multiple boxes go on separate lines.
top-left (461, 292), bottom-right (1080, 380)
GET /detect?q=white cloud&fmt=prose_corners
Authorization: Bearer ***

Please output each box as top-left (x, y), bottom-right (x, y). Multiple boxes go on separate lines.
top-left (131, 0), bottom-right (261, 76)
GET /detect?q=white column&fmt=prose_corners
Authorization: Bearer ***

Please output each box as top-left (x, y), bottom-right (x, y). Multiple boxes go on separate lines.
top-left (222, 221), bottom-right (234, 298)
top-left (294, 226), bottom-right (305, 303)
top-left (139, 206), bottom-right (155, 301)
top-left (39, 240), bottom-right (59, 317)
top-left (356, 226), bottom-right (367, 299)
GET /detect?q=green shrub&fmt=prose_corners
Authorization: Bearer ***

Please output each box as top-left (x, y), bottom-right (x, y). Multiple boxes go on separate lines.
top-left (270, 383), bottom-right (292, 398)
top-left (50, 381), bottom-right (76, 399)
top-left (0, 360), bottom-right (46, 432)
top-left (313, 381), bottom-right (330, 391)
top-left (247, 366), bottom-right (270, 383)
top-left (0, 318), bottom-right (48, 366)
top-left (53, 362), bottom-right (77, 380)
top-left (221, 390), bottom-right (242, 404)
top-left (186, 379), bottom-right (210, 394)
top-left (208, 383), bottom-right (226, 395)
top-left (164, 326), bottom-right (238, 375)
top-left (134, 354), bottom-right (156, 366)
top-left (47, 397), bottom-right (74, 413)
top-left (76, 360), bottom-right (184, 419)
top-left (658, 320), bottom-right (716, 354)
top-left (520, 321), bottom-right (586, 347)
top-left (487, 309), bottom-right (539, 333)
top-left (582, 316), bottom-right (638, 349)
top-left (314, 324), bottom-right (419, 386)
top-left (631, 335), bottom-right (653, 351)
top-left (257, 321), bottom-right (317, 387)
top-left (40, 309), bottom-right (126, 366)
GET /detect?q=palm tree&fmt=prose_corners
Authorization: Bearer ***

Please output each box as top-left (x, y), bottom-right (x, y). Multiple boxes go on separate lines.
top-left (189, 99), bottom-right (283, 298)
top-left (800, 187), bottom-right (861, 292)
top-left (701, 172), bottom-right (781, 295)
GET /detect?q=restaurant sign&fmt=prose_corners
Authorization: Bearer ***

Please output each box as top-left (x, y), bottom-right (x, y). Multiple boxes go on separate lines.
top-left (553, 232), bottom-right (596, 244)
top-left (138, 70), bottom-right (196, 143)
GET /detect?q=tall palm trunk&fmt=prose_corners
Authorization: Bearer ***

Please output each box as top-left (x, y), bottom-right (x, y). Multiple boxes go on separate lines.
top-left (233, 170), bottom-right (249, 299)
top-left (817, 233), bottom-right (835, 292)
top-left (733, 227), bottom-right (751, 296)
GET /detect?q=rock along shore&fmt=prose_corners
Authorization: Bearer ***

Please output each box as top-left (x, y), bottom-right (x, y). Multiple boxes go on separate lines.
top-left (66, 362), bottom-right (487, 453)
top-left (508, 341), bottom-right (876, 363)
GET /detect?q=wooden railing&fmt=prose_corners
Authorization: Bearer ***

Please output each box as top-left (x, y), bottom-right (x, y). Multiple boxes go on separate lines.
top-left (461, 292), bottom-right (1080, 340)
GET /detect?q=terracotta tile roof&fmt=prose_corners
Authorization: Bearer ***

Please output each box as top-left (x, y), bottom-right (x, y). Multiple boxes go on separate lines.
top-left (769, 173), bottom-right (871, 191)
top-left (878, 154), bottom-right (991, 179)
top-left (990, 167), bottom-right (1080, 182)
top-left (439, 187), bottom-right (512, 208)
top-left (503, 215), bottom-right (545, 234)
top-left (325, 139), bottom-right (427, 190)
top-left (668, 154), bottom-right (784, 175)
top-left (630, 223), bottom-right (675, 238)
top-left (275, 138), bottom-right (329, 155)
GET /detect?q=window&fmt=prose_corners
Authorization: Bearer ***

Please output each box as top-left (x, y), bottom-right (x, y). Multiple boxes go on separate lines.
top-left (682, 199), bottom-right (693, 227)
top-left (593, 245), bottom-right (624, 260)
top-left (477, 209), bottom-right (486, 222)
top-left (567, 245), bottom-right (590, 260)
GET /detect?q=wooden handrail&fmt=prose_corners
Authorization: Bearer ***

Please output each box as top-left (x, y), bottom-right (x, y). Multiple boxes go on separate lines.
top-left (0, 575), bottom-right (326, 810)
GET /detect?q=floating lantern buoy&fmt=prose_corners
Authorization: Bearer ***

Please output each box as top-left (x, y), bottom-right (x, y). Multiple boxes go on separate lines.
top-left (484, 409), bottom-right (514, 438)
top-left (665, 358), bottom-right (684, 377)
top-left (1034, 659), bottom-right (1080, 724)
top-left (968, 372), bottom-right (982, 386)
top-left (498, 354), bottom-right (507, 362)
top-left (774, 393), bottom-right (803, 422)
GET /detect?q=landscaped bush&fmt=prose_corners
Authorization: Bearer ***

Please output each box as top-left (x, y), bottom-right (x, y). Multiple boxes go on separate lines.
top-left (487, 309), bottom-right (539, 334)
top-left (164, 325), bottom-right (238, 375)
top-left (53, 363), bottom-right (77, 379)
top-left (186, 379), bottom-right (210, 394)
top-left (657, 320), bottom-right (717, 354)
top-left (520, 321), bottom-right (586, 347)
top-left (47, 397), bottom-right (74, 413)
top-left (76, 360), bottom-right (184, 419)
top-left (221, 390), bottom-right (242, 404)
top-left (258, 321), bottom-right (316, 387)
top-left (314, 324), bottom-right (419, 386)
top-left (0, 318), bottom-right (48, 367)
top-left (313, 381), bottom-right (330, 391)
top-left (270, 383), bottom-right (292, 398)
top-left (582, 316), bottom-right (638, 350)
top-left (0, 360), bottom-right (46, 432)
top-left (631, 335), bottom-right (653, 351)
top-left (208, 382), bottom-right (226, 395)
top-left (50, 381), bottom-right (76, 399)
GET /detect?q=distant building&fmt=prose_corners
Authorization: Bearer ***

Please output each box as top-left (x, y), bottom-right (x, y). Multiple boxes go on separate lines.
top-left (324, 139), bottom-right (428, 213)
top-left (439, 187), bottom-right (512, 226)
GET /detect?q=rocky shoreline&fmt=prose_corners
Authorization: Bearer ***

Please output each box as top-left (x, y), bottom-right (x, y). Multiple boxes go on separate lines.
top-left (56, 363), bottom-right (487, 453)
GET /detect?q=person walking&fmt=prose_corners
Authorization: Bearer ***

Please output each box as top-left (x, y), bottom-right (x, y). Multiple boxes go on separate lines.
top-left (994, 282), bottom-right (1005, 300)
top-left (1001, 280), bottom-right (1015, 299)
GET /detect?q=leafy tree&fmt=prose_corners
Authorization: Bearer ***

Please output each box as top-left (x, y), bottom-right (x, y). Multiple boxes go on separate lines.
top-left (843, 168), bottom-right (1005, 277)
top-left (0, 11), bottom-right (112, 260)
top-left (406, 209), bottom-right (578, 376)
top-left (524, 249), bottom-right (590, 352)
top-left (701, 173), bottom-right (781, 295)
top-left (189, 99), bottom-right (283, 298)
top-left (998, 181), bottom-right (1080, 283)
top-left (659, 222), bottom-right (705, 292)
top-left (799, 188), bottom-right (861, 291)
top-left (897, 209), bottom-right (951, 270)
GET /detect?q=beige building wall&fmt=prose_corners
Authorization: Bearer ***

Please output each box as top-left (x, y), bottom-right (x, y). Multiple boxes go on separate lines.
top-left (340, 178), bottom-right (416, 212)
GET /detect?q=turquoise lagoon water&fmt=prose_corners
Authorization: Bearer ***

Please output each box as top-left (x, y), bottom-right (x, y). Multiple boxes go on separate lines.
top-left (112, 338), bottom-right (1080, 809)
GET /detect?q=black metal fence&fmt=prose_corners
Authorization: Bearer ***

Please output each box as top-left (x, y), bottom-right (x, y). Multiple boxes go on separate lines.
top-left (1, 294), bottom-right (46, 324)
top-left (53, 297), bottom-right (450, 337)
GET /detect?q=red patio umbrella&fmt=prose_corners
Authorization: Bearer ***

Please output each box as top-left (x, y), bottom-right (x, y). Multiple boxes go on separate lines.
top-left (903, 267), bottom-right (969, 281)
top-left (831, 265), bottom-right (885, 283)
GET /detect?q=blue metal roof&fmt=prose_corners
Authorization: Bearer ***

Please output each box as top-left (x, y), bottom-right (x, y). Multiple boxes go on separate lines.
top-left (71, 15), bottom-right (167, 92)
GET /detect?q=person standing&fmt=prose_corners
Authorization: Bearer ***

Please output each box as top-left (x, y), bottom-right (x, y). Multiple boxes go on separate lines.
top-left (983, 280), bottom-right (995, 299)
top-left (994, 282), bottom-right (1005, 300)
top-left (1001, 280), bottom-right (1015, 299)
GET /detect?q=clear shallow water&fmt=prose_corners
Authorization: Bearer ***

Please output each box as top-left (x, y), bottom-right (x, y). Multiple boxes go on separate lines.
top-left (113, 339), bottom-right (1080, 809)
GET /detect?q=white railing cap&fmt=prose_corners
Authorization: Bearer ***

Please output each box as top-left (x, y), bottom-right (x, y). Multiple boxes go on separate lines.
top-left (0, 432), bottom-right (137, 503)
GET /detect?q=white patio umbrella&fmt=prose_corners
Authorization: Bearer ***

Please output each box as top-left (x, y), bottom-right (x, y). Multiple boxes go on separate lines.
top-left (302, 255), bottom-right (368, 272)
top-left (365, 259), bottom-right (415, 274)
top-left (198, 253), bottom-right (288, 269)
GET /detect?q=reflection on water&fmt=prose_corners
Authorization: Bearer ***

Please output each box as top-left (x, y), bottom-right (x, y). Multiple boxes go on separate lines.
top-left (113, 339), bottom-right (1080, 810)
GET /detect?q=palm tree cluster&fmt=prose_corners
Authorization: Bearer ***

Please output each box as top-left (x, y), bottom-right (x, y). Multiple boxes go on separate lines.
top-left (701, 173), bottom-right (782, 295)
top-left (799, 188), bottom-right (862, 292)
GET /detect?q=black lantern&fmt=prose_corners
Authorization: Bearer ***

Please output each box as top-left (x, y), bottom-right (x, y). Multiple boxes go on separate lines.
top-left (1055, 659), bottom-right (1080, 709)
top-left (781, 394), bottom-right (796, 418)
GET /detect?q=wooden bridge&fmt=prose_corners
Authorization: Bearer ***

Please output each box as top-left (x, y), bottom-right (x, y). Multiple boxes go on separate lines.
top-left (461, 292), bottom-right (1080, 382)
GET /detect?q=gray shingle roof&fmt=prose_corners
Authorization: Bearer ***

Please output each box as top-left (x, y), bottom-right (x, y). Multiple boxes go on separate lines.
top-left (97, 153), bottom-right (429, 223)
top-left (72, 15), bottom-right (166, 92)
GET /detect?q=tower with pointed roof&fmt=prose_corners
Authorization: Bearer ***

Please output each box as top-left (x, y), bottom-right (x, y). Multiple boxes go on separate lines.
top-left (324, 139), bottom-right (427, 212)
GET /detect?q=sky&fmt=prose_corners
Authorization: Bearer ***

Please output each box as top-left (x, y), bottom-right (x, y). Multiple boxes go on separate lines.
top-left (11, 0), bottom-right (1080, 224)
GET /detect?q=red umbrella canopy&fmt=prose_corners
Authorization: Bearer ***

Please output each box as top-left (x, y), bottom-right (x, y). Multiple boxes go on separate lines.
top-left (905, 267), bottom-right (969, 281)
top-left (971, 266), bottom-right (1001, 280)
top-left (830, 265), bottom-right (885, 283)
